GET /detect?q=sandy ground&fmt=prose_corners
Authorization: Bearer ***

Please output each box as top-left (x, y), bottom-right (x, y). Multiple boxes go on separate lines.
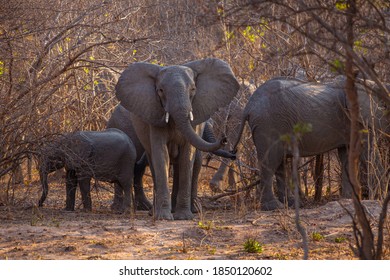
top-left (0, 174), bottom-right (389, 260)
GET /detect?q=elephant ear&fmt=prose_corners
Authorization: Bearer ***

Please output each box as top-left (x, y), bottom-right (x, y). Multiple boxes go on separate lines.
top-left (184, 58), bottom-right (240, 125)
top-left (115, 62), bottom-right (164, 126)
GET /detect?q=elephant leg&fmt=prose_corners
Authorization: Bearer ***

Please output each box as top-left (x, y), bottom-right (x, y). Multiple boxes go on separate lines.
top-left (209, 161), bottom-right (229, 193)
top-left (38, 170), bottom-right (49, 207)
top-left (111, 184), bottom-right (124, 213)
top-left (149, 136), bottom-right (173, 220)
top-left (172, 143), bottom-right (194, 220)
top-left (190, 149), bottom-right (202, 213)
top-left (78, 177), bottom-right (92, 211)
top-left (133, 157), bottom-right (152, 210)
top-left (227, 164), bottom-right (238, 191)
top-left (254, 131), bottom-right (284, 211)
top-left (338, 147), bottom-right (353, 198)
top-left (258, 164), bottom-right (284, 211)
top-left (65, 169), bottom-right (77, 211)
top-left (171, 161), bottom-right (180, 213)
top-left (275, 162), bottom-right (294, 207)
top-left (118, 180), bottom-right (133, 213)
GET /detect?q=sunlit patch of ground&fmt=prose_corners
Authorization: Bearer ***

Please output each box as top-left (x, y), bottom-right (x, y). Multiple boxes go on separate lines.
top-left (0, 170), bottom-right (389, 260)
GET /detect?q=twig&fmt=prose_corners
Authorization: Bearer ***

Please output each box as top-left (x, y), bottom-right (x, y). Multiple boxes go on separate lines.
top-left (376, 190), bottom-right (390, 259)
top-left (292, 135), bottom-right (309, 260)
top-left (209, 179), bottom-right (260, 201)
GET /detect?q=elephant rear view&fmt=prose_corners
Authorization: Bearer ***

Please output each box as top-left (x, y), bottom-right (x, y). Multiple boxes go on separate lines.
top-left (38, 128), bottom-right (136, 212)
top-left (232, 76), bottom-right (388, 210)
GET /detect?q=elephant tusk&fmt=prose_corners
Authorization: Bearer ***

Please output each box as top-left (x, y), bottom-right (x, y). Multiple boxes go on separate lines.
top-left (189, 111), bottom-right (194, 122)
top-left (165, 112), bottom-right (170, 123)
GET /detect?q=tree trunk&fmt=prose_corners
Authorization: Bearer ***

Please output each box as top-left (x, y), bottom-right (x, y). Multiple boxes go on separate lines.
top-left (345, 0), bottom-right (375, 259)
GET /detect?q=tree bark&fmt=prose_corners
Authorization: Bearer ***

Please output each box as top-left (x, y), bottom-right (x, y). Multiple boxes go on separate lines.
top-left (345, 0), bottom-right (375, 259)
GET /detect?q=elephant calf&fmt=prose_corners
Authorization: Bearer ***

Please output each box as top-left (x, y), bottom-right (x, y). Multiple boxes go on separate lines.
top-left (38, 128), bottom-right (136, 212)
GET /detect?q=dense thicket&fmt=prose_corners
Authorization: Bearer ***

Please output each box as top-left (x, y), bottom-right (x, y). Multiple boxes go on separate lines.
top-left (1, 0), bottom-right (389, 258)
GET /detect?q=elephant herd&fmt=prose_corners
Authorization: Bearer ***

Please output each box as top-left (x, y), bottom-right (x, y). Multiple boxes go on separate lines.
top-left (38, 58), bottom-right (389, 220)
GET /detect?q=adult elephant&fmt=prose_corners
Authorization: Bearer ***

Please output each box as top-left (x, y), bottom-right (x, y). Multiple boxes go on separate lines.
top-left (38, 128), bottom-right (136, 213)
top-left (115, 58), bottom-right (240, 220)
top-left (232, 76), bottom-right (389, 211)
top-left (107, 104), bottom-right (236, 213)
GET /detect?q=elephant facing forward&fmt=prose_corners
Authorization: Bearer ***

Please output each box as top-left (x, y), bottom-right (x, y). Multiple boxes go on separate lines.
top-left (106, 104), bottom-right (236, 213)
top-left (115, 58), bottom-right (239, 220)
top-left (38, 128), bottom-right (136, 212)
top-left (232, 76), bottom-right (389, 211)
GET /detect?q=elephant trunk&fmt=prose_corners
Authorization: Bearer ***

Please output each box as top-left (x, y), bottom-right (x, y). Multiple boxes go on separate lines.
top-left (212, 149), bottom-right (236, 160)
top-left (173, 112), bottom-right (226, 152)
top-left (203, 121), bottom-right (236, 159)
top-left (231, 111), bottom-right (248, 153)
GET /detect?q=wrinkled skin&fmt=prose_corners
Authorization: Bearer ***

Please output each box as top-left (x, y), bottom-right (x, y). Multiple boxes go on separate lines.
top-left (115, 58), bottom-right (239, 220)
top-left (232, 76), bottom-right (389, 211)
top-left (38, 128), bottom-right (136, 213)
top-left (107, 105), bottom-right (236, 213)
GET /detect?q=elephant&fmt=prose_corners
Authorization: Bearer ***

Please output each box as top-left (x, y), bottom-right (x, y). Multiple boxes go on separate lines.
top-left (209, 160), bottom-right (238, 193)
top-left (107, 103), bottom-right (237, 213)
top-left (232, 76), bottom-right (389, 211)
top-left (38, 128), bottom-right (136, 212)
top-left (115, 58), bottom-right (240, 220)
top-left (106, 104), bottom-right (152, 211)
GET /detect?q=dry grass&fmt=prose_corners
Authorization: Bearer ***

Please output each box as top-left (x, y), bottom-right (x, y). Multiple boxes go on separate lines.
top-left (0, 166), bottom-right (389, 260)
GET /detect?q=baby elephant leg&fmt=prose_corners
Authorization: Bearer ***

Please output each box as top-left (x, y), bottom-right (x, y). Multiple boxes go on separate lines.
top-left (111, 184), bottom-right (124, 213)
top-left (65, 169), bottom-right (77, 211)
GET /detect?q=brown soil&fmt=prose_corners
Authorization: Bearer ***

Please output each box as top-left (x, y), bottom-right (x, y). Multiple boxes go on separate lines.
top-left (0, 171), bottom-right (389, 260)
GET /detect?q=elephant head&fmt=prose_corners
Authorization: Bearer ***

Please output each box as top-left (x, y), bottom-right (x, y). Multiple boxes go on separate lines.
top-left (115, 58), bottom-right (240, 152)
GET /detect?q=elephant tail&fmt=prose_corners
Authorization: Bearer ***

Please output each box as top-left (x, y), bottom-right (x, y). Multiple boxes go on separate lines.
top-left (231, 111), bottom-right (248, 154)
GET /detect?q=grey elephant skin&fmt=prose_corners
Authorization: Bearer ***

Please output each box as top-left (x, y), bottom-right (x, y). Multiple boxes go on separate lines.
top-left (232, 76), bottom-right (389, 211)
top-left (115, 58), bottom-right (240, 220)
top-left (107, 104), bottom-right (236, 213)
top-left (38, 128), bottom-right (136, 212)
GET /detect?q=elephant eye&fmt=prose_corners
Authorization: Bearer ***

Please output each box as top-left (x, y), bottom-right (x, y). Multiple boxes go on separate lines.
top-left (157, 88), bottom-right (166, 106)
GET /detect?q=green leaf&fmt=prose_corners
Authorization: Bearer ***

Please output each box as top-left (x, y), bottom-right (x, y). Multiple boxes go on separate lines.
top-left (330, 59), bottom-right (344, 73)
top-left (0, 61), bottom-right (4, 76)
top-left (150, 59), bottom-right (164, 66)
top-left (311, 232), bottom-right (324, 241)
top-left (248, 60), bottom-right (255, 71)
top-left (243, 238), bottom-right (263, 253)
top-left (280, 134), bottom-right (291, 143)
top-left (83, 84), bottom-right (91, 91)
top-left (293, 122), bottom-right (312, 134)
top-left (242, 26), bottom-right (257, 42)
top-left (225, 30), bottom-right (235, 40)
top-left (335, 237), bottom-right (346, 243)
top-left (335, 1), bottom-right (348, 11)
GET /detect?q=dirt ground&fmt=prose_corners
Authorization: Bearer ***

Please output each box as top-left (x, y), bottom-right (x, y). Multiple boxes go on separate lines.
top-left (0, 170), bottom-right (389, 260)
